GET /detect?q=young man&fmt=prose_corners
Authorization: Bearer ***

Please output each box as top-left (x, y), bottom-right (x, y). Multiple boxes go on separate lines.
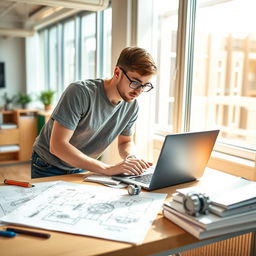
top-left (31, 47), bottom-right (157, 178)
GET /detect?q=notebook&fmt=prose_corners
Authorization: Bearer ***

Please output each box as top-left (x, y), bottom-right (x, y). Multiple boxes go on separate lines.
top-left (112, 130), bottom-right (219, 191)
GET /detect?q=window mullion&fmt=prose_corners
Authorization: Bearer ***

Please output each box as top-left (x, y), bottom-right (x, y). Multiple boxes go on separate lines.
top-left (44, 30), bottom-right (50, 90)
top-left (175, 0), bottom-right (197, 132)
top-left (75, 16), bottom-right (81, 80)
top-left (96, 11), bottom-right (103, 78)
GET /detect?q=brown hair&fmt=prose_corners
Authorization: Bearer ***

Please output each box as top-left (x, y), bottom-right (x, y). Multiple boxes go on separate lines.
top-left (116, 47), bottom-right (157, 76)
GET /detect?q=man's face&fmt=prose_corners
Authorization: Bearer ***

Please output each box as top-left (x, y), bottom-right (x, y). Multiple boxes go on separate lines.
top-left (116, 68), bottom-right (153, 103)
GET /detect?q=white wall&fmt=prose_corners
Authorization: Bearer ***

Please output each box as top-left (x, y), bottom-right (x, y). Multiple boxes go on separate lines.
top-left (0, 37), bottom-right (26, 108)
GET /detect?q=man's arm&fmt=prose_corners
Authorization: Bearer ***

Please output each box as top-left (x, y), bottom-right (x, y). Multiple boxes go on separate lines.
top-left (118, 134), bottom-right (137, 159)
top-left (50, 121), bottom-right (148, 176)
top-left (50, 120), bottom-right (109, 173)
top-left (118, 134), bottom-right (152, 170)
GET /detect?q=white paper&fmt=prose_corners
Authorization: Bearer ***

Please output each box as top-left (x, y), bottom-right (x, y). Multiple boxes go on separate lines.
top-left (0, 181), bottom-right (60, 226)
top-left (0, 181), bottom-right (166, 244)
top-left (176, 173), bottom-right (256, 208)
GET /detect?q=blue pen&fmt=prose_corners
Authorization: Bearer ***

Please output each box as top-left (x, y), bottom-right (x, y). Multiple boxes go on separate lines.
top-left (0, 230), bottom-right (16, 237)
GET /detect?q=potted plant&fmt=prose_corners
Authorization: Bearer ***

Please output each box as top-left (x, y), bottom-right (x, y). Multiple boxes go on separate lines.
top-left (2, 92), bottom-right (15, 110)
top-left (15, 92), bottom-right (32, 109)
top-left (39, 90), bottom-right (55, 111)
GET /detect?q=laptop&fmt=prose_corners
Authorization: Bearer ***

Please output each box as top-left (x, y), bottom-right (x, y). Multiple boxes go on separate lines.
top-left (112, 130), bottom-right (219, 191)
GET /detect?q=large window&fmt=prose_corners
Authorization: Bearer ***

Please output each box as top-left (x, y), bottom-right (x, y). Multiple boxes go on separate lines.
top-left (38, 7), bottom-right (112, 100)
top-left (191, 0), bottom-right (256, 158)
top-left (151, 0), bottom-right (255, 168)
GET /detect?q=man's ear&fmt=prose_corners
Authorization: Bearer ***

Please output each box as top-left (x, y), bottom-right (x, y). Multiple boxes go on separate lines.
top-left (114, 66), bottom-right (120, 79)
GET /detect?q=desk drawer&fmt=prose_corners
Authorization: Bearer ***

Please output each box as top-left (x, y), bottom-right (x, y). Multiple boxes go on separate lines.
top-left (0, 129), bottom-right (19, 145)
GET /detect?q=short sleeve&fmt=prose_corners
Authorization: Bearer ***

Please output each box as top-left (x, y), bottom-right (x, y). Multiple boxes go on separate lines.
top-left (52, 83), bottom-right (88, 130)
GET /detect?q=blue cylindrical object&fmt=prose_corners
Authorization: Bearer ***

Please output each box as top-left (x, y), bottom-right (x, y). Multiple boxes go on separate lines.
top-left (0, 230), bottom-right (16, 237)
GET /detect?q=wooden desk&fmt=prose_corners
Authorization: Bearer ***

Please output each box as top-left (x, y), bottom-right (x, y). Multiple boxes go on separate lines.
top-left (0, 169), bottom-right (255, 256)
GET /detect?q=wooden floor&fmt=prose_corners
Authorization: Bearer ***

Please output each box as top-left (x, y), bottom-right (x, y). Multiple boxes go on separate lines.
top-left (0, 162), bottom-right (31, 183)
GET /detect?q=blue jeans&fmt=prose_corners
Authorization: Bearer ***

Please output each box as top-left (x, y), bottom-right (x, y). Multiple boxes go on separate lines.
top-left (31, 151), bottom-right (86, 178)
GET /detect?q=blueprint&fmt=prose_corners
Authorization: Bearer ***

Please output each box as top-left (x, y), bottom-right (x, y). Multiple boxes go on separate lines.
top-left (0, 181), bottom-right (60, 224)
top-left (0, 181), bottom-right (166, 244)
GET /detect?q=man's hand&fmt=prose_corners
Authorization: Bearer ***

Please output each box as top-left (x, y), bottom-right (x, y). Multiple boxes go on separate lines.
top-left (107, 157), bottom-right (152, 176)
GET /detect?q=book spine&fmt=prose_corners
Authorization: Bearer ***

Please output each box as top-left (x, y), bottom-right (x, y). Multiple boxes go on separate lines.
top-left (164, 208), bottom-right (256, 240)
top-left (163, 209), bottom-right (202, 239)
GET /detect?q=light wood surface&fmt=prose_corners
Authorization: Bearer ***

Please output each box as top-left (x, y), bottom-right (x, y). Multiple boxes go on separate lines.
top-left (18, 117), bottom-right (37, 161)
top-left (0, 169), bottom-right (254, 256)
top-left (0, 129), bottom-right (19, 145)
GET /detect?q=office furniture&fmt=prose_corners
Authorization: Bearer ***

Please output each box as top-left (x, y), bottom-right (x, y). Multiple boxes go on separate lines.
top-left (0, 169), bottom-right (255, 256)
top-left (0, 109), bottom-right (37, 164)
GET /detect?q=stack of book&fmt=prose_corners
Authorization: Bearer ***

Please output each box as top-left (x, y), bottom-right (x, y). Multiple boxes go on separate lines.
top-left (163, 174), bottom-right (256, 239)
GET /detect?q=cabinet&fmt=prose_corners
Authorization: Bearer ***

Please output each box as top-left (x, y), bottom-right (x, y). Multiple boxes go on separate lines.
top-left (0, 109), bottom-right (38, 164)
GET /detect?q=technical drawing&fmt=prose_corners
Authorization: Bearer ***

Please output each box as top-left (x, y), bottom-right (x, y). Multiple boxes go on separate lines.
top-left (0, 182), bottom-right (167, 244)
top-left (0, 181), bottom-right (60, 218)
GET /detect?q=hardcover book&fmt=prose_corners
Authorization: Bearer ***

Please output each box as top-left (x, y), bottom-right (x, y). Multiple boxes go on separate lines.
top-left (163, 209), bottom-right (256, 240)
top-left (163, 200), bottom-right (256, 230)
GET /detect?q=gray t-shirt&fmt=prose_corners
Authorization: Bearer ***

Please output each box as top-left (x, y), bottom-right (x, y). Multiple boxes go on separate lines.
top-left (33, 79), bottom-right (139, 170)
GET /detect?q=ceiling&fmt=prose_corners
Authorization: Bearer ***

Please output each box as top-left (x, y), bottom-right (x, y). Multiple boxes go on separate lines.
top-left (0, 0), bottom-right (109, 38)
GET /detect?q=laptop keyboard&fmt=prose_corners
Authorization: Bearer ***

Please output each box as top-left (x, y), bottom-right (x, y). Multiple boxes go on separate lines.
top-left (131, 173), bottom-right (153, 184)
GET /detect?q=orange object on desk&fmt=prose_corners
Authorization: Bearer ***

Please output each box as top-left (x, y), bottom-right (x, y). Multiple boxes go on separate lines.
top-left (3, 179), bottom-right (34, 188)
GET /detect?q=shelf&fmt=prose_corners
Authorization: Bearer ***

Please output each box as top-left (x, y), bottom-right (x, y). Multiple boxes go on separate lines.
top-left (0, 145), bottom-right (20, 153)
top-left (0, 123), bottom-right (18, 129)
top-left (0, 150), bottom-right (20, 154)
top-left (0, 109), bottom-right (38, 164)
top-left (0, 151), bottom-right (19, 163)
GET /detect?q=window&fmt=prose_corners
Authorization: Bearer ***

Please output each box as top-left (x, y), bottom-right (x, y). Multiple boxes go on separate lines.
top-left (38, 7), bottom-right (112, 99)
top-left (150, 0), bottom-right (255, 169)
top-left (191, 0), bottom-right (256, 160)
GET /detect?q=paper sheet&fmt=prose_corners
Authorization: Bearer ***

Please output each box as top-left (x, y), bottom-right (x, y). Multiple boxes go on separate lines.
top-left (0, 181), bottom-right (166, 244)
top-left (0, 181), bottom-right (60, 223)
top-left (84, 174), bottom-right (128, 188)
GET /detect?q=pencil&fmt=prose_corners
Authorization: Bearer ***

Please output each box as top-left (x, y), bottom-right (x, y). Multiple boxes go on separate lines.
top-left (4, 179), bottom-right (34, 188)
top-left (6, 228), bottom-right (51, 239)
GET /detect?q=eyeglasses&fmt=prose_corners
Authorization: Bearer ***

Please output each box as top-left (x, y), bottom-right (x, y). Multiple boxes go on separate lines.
top-left (119, 67), bottom-right (154, 92)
